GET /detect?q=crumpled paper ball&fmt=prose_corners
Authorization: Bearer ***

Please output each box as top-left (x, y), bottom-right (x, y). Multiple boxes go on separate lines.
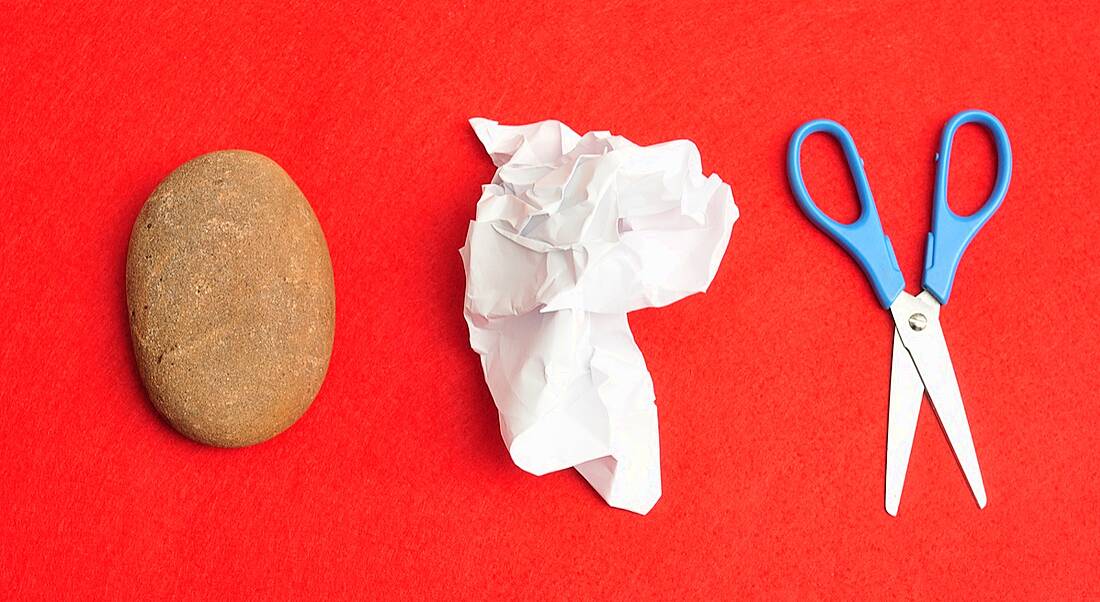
top-left (460, 117), bottom-right (738, 514)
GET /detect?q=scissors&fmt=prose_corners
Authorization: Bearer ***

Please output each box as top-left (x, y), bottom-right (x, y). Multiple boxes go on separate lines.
top-left (786, 109), bottom-right (1011, 515)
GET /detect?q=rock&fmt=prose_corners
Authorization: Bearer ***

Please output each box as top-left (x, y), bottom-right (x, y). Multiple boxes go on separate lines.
top-left (126, 150), bottom-right (335, 447)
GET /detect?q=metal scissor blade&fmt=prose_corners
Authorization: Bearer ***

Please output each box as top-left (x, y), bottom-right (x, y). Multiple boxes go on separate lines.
top-left (891, 291), bottom-right (987, 509)
top-left (886, 326), bottom-right (925, 516)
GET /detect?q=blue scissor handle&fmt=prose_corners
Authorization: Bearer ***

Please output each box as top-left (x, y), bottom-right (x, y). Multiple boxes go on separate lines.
top-left (787, 119), bottom-right (905, 308)
top-left (922, 109), bottom-right (1012, 304)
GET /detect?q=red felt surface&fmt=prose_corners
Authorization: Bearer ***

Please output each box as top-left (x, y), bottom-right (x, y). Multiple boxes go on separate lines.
top-left (2, 1), bottom-right (1098, 599)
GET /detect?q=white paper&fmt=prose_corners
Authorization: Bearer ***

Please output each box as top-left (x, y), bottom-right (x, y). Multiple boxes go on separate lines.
top-left (460, 117), bottom-right (738, 514)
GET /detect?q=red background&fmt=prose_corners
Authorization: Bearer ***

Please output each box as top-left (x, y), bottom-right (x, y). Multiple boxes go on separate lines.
top-left (2, 1), bottom-right (1098, 599)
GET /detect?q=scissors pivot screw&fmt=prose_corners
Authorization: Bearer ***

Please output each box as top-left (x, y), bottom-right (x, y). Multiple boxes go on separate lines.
top-left (908, 313), bottom-right (928, 331)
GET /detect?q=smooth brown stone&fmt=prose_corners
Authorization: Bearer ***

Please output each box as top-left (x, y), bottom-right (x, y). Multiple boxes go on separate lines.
top-left (126, 150), bottom-right (335, 447)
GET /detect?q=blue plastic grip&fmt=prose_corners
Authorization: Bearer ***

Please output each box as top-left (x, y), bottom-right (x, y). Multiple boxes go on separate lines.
top-left (922, 110), bottom-right (1012, 304)
top-left (787, 119), bottom-right (906, 308)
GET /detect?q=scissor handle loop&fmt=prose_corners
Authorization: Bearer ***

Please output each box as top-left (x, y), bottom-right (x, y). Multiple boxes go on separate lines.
top-left (922, 109), bottom-right (1012, 304)
top-left (787, 119), bottom-right (905, 308)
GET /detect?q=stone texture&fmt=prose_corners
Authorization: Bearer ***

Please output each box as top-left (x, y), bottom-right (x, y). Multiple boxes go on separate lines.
top-left (126, 150), bottom-right (335, 447)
